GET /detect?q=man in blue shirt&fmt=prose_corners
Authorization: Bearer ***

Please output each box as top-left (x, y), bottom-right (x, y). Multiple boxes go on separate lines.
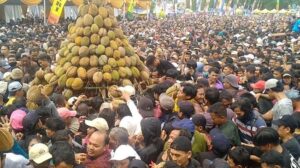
top-left (292, 14), bottom-right (300, 33)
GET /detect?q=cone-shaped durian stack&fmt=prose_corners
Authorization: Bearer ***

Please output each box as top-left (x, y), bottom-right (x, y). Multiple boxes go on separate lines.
top-left (32, 0), bottom-right (150, 99)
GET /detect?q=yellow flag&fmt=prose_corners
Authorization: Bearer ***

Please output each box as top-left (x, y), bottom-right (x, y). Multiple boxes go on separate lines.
top-left (48, 0), bottom-right (67, 24)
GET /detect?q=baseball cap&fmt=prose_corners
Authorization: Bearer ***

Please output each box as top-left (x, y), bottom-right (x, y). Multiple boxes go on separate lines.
top-left (210, 128), bottom-right (231, 156)
top-left (8, 81), bottom-right (22, 92)
top-left (273, 115), bottom-right (298, 131)
top-left (22, 112), bottom-right (40, 131)
top-left (265, 79), bottom-right (279, 90)
top-left (283, 71), bottom-right (293, 78)
top-left (192, 114), bottom-right (206, 127)
top-left (11, 68), bottom-right (23, 80)
top-left (223, 74), bottom-right (239, 88)
top-left (110, 145), bottom-right (140, 161)
top-left (250, 80), bottom-right (265, 90)
top-left (159, 93), bottom-right (174, 111)
top-left (118, 85), bottom-right (135, 96)
top-left (85, 118), bottom-right (109, 132)
top-left (138, 96), bottom-right (154, 117)
top-left (57, 107), bottom-right (77, 120)
top-left (172, 119), bottom-right (195, 133)
top-left (10, 109), bottom-right (26, 131)
top-left (29, 143), bottom-right (52, 164)
top-left (203, 158), bottom-right (230, 168)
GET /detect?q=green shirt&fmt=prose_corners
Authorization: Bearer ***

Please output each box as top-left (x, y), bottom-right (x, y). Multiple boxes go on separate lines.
top-left (192, 130), bottom-right (208, 156)
top-left (219, 120), bottom-right (241, 146)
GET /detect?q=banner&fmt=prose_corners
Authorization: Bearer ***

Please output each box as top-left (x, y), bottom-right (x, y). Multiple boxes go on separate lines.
top-left (276, 0), bottom-right (279, 10)
top-left (48, 0), bottom-right (67, 24)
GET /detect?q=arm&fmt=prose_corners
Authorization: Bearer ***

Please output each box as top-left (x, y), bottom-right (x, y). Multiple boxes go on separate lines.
top-left (123, 92), bottom-right (143, 121)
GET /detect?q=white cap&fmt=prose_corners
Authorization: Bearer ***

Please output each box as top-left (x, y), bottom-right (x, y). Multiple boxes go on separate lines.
top-left (85, 118), bottom-right (109, 132)
top-left (110, 145), bottom-right (140, 161)
top-left (29, 143), bottom-right (52, 164)
top-left (119, 116), bottom-right (138, 136)
top-left (118, 85), bottom-right (135, 96)
top-left (265, 79), bottom-right (279, 90)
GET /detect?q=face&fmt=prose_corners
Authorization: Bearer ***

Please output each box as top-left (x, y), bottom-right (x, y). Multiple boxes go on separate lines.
top-left (166, 130), bottom-right (181, 148)
top-left (283, 76), bottom-right (292, 85)
top-left (195, 88), bottom-right (205, 102)
top-left (170, 148), bottom-right (191, 167)
top-left (1, 46), bottom-right (9, 55)
top-left (87, 132), bottom-right (106, 157)
top-left (221, 99), bottom-right (232, 108)
top-left (223, 81), bottom-right (231, 89)
top-left (269, 60), bottom-right (275, 68)
top-left (109, 135), bottom-right (118, 150)
top-left (55, 162), bottom-right (74, 168)
top-left (21, 57), bottom-right (30, 66)
top-left (223, 67), bottom-right (232, 76)
top-left (209, 71), bottom-right (219, 83)
top-left (233, 107), bottom-right (245, 119)
top-left (113, 159), bottom-right (130, 168)
top-left (261, 163), bottom-right (282, 168)
top-left (38, 59), bottom-right (49, 69)
top-left (273, 71), bottom-right (281, 80)
top-left (210, 113), bottom-right (224, 125)
top-left (45, 127), bottom-right (55, 138)
top-left (277, 125), bottom-right (289, 138)
top-left (177, 87), bottom-right (187, 100)
top-left (153, 58), bottom-right (160, 67)
top-left (8, 57), bottom-right (16, 64)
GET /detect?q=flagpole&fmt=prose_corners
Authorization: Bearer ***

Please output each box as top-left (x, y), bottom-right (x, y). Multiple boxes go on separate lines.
top-left (44, 0), bottom-right (47, 25)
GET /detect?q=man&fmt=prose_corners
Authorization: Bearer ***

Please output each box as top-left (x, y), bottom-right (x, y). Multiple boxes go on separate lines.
top-left (30, 47), bottom-right (40, 63)
top-left (253, 127), bottom-right (300, 168)
top-left (208, 67), bottom-right (223, 90)
top-left (260, 150), bottom-right (284, 168)
top-left (208, 102), bottom-right (241, 146)
top-left (19, 52), bottom-right (39, 83)
top-left (37, 53), bottom-right (51, 71)
top-left (110, 145), bottom-right (142, 168)
top-left (251, 80), bottom-right (273, 114)
top-left (7, 54), bottom-right (18, 70)
top-left (5, 81), bottom-right (24, 106)
top-left (223, 74), bottom-right (239, 99)
top-left (109, 127), bottom-right (129, 151)
top-left (1, 45), bottom-right (10, 58)
top-left (172, 101), bottom-right (195, 134)
top-left (146, 55), bottom-right (175, 77)
top-left (84, 131), bottom-right (111, 168)
top-left (57, 107), bottom-right (77, 128)
top-left (174, 83), bottom-right (197, 113)
top-left (273, 115), bottom-right (300, 160)
top-left (169, 136), bottom-right (200, 168)
top-left (29, 143), bottom-right (53, 168)
top-left (262, 79), bottom-right (293, 121)
top-left (292, 14), bottom-right (300, 33)
top-left (222, 64), bottom-right (235, 76)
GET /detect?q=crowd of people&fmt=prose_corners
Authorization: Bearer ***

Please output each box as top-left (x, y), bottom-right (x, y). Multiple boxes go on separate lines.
top-left (1, 12), bottom-right (300, 168)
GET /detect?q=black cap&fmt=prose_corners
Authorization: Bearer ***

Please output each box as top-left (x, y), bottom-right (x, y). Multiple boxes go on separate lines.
top-left (273, 115), bottom-right (298, 131)
top-left (138, 96), bottom-right (154, 118)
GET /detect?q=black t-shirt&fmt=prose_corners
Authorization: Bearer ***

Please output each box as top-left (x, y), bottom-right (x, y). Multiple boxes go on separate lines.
top-left (282, 138), bottom-right (300, 160)
top-left (281, 147), bottom-right (300, 168)
top-left (157, 60), bottom-right (176, 76)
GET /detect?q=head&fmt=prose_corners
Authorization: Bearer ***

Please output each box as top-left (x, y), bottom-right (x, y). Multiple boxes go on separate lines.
top-left (204, 87), bottom-right (220, 106)
top-left (50, 142), bottom-right (75, 168)
top-left (177, 83), bottom-right (197, 100)
top-left (8, 54), bottom-right (17, 67)
top-left (20, 53), bottom-right (31, 66)
top-left (272, 67), bottom-right (284, 80)
top-left (8, 81), bottom-right (24, 97)
top-left (227, 146), bottom-right (250, 168)
top-left (265, 79), bottom-right (284, 99)
top-left (192, 114), bottom-right (206, 133)
top-left (246, 65), bottom-right (256, 79)
top-left (231, 98), bottom-right (253, 122)
top-left (170, 136), bottom-right (192, 167)
top-left (274, 115), bottom-right (297, 139)
top-left (223, 74), bottom-right (239, 90)
top-left (30, 47), bottom-right (40, 61)
top-left (116, 103), bottom-right (132, 120)
top-left (87, 131), bottom-right (108, 157)
top-left (109, 127), bottom-right (129, 150)
top-left (220, 90), bottom-right (233, 108)
top-left (37, 53), bottom-right (51, 69)
top-left (146, 56), bottom-right (160, 67)
top-left (29, 143), bottom-right (52, 168)
top-left (45, 118), bottom-right (66, 138)
top-left (260, 150), bottom-right (284, 168)
top-left (195, 85), bottom-right (205, 103)
top-left (253, 127), bottom-right (280, 153)
top-left (208, 67), bottom-right (220, 83)
top-left (208, 102), bottom-right (227, 126)
top-left (177, 101), bottom-right (195, 119)
top-left (282, 72), bottom-right (293, 86)
top-left (223, 64), bottom-right (235, 76)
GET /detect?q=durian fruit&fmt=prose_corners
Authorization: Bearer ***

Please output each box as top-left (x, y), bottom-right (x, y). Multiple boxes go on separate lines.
top-left (33, 1), bottom-right (151, 96)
